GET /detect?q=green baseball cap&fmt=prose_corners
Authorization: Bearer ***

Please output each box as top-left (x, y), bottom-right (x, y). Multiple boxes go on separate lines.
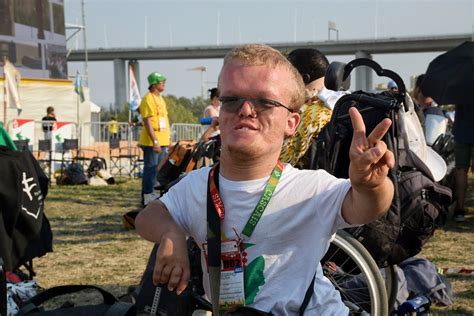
top-left (147, 72), bottom-right (167, 86)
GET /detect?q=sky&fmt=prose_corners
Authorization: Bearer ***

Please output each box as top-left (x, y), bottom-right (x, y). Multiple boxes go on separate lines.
top-left (64, 0), bottom-right (474, 108)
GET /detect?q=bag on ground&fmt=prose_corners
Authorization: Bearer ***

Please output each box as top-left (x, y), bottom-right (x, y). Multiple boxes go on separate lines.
top-left (16, 284), bottom-right (135, 316)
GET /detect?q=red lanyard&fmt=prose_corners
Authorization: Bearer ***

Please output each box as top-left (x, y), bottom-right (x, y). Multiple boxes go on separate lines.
top-left (208, 161), bottom-right (284, 238)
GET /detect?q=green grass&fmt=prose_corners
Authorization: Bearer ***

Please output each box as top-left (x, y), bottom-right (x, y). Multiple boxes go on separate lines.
top-left (32, 176), bottom-right (474, 313)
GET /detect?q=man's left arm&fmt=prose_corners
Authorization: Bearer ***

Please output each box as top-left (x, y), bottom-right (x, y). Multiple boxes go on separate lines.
top-left (342, 107), bottom-right (395, 225)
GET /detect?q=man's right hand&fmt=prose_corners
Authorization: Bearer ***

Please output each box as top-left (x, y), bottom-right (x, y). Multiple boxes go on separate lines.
top-left (153, 232), bottom-right (190, 295)
top-left (153, 144), bottom-right (162, 153)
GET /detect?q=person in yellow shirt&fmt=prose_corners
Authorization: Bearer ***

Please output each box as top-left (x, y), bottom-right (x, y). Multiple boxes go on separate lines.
top-left (107, 116), bottom-right (119, 139)
top-left (138, 72), bottom-right (171, 205)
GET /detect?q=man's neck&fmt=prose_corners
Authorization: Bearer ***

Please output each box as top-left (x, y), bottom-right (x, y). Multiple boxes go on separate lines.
top-left (151, 90), bottom-right (161, 97)
top-left (219, 150), bottom-right (281, 181)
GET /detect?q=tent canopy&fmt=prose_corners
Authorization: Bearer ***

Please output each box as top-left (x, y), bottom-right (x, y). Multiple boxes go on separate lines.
top-left (90, 101), bottom-right (101, 113)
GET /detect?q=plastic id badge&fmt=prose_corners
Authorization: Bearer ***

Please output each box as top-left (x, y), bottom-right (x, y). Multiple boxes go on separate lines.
top-left (219, 240), bottom-right (245, 310)
top-left (159, 117), bottom-right (167, 131)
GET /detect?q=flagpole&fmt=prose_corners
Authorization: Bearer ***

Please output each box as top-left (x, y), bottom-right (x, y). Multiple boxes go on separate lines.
top-left (128, 64), bottom-right (133, 157)
top-left (76, 72), bottom-right (79, 142)
top-left (76, 92), bottom-right (79, 127)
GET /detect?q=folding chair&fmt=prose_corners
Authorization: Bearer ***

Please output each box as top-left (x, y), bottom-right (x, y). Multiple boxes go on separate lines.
top-left (13, 139), bottom-right (30, 151)
top-left (37, 140), bottom-right (53, 180)
top-left (109, 138), bottom-right (139, 177)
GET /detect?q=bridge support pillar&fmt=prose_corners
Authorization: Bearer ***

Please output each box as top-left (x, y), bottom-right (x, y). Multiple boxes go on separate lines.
top-left (354, 51), bottom-right (373, 92)
top-left (113, 58), bottom-right (127, 110)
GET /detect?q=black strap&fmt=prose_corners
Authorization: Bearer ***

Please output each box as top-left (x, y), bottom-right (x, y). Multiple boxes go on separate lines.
top-left (207, 163), bottom-right (222, 315)
top-left (207, 164), bottom-right (222, 268)
top-left (299, 273), bottom-right (316, 315)
top-left (18, 285), bottom-right (118, 315)
top-left (104, 301), bottom-right (136, 316)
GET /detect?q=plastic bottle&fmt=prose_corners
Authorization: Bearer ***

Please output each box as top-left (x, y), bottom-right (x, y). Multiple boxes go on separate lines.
top-left (398, 295), bottom-right (431, 314)
top-left (200, 117), bottom-right (212, 125)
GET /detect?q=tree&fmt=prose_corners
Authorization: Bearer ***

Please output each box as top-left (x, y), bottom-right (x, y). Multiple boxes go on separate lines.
top-left (165, 95), bottom-right (198, 124)
top-left (99, 94), bottom-right (209, 124)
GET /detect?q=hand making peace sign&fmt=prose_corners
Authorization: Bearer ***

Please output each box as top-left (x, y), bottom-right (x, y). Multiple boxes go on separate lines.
top-left (348, 107), bottom-right (395, 189)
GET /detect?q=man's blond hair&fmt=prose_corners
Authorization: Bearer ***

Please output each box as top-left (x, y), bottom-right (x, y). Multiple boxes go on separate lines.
top-left (219, 44), bottom-right (305, 111)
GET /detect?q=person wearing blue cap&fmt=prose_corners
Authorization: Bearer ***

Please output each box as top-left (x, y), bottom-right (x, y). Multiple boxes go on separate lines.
top-left (387, 80), bottom-right (398, 94)
top-left (138, 71), bottom-right (171, 206)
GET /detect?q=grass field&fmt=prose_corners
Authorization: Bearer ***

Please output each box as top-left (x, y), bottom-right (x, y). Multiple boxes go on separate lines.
top-left (33, 175), bottom-right (474, 314)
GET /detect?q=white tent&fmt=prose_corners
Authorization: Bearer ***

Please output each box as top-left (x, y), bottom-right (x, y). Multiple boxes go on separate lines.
top-left (90, 101), bottom-right (101, 123)
top-left (0, 79), bottom-right (92, 126)
top-left (90, 101), bottom-right (101, 113)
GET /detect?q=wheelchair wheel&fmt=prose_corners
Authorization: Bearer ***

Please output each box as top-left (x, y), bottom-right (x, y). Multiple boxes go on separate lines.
top-left (322, 230), bottom-right (389, 316)
top-left (383, 264), bottom-right (399, 313)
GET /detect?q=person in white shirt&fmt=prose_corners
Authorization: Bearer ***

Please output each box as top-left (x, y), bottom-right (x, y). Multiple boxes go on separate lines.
top-left (203, 88), bottom-right (221, 118)
top-left (136, 44), bottom-right (394, 315)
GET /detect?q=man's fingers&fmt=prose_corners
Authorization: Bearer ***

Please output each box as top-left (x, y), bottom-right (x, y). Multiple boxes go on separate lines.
top-left (382, 149), bottom-right (395, 169)
top-left (367, 118), bottom-right (392, 146)
top-left (167, 266), bottom-right (183, 291)
top-left (349, 107), bottom-right (368, 149)
top-left (176, 267), bottom-right (191, 295)
top-left (356, 140), bottom-right (388, 166)
top-left (159, 265), bottom-right (173, 284)
top-left (153, 260), bottom-right (164, 286)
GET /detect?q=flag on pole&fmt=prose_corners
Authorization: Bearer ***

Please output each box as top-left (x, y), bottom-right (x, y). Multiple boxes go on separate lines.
top-left (4, 59), bottom-right (22, 111)
top-left (74, 71), bottom-right (85, 103)
top-left (129, 65), bottom-right (141, 111)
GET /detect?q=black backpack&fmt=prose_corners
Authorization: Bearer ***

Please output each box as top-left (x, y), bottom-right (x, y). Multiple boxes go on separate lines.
top-left (132, 238), bottom-right (211, 315)
top-left (316, 59), bottom-right (452, 267)
top-left (87, 157), bottom-right (107, 177)
top-left (58, 163), bottom-right (88, 185)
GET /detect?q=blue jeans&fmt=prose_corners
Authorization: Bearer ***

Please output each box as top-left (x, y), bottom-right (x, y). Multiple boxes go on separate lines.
top-left (141, 146), bottom-right (168, 194)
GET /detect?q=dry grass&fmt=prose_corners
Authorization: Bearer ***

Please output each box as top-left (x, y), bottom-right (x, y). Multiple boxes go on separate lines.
top-left (421, 175), bottom-right (474, 315)
top-left (33, 175), bottom-right (474, 313)
top-left (34, 179), bottom-right (151, 299)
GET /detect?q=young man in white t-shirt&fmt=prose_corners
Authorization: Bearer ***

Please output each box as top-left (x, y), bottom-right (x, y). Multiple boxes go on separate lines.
top-left (136, 44), bottom-right (394, 315)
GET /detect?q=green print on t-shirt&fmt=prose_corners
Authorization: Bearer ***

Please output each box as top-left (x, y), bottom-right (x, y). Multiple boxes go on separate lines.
top-left (243, 243), bottom-right (265, 305)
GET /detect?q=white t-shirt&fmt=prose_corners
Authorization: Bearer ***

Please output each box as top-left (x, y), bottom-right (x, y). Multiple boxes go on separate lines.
top-left (160, 164), bottom-right (352, 315)
top-left (203, 105), bottom-right (220, 118)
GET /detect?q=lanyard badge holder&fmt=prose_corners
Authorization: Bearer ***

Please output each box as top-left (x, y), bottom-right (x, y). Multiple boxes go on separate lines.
top-left (206, 163), bottom-right (246, 314)
top-left (206, 162), bottom-right (284, 315)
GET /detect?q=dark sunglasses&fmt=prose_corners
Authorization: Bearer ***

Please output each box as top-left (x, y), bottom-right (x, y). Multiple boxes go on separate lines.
top-left (218, 96), bottom-right (294, 113)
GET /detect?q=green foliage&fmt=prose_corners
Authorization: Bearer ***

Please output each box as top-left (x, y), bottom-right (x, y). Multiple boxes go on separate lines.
top-left (165, 95), bottom-right (198, 124)
top-left (99, 94), bottom-right (209, 124)
top-left (100, 103), bottom-right (130, 122)
top-left (189, 96), bottom-right (208, 118)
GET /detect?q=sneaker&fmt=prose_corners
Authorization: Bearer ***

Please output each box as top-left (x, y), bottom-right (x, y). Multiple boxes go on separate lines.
top-left (143, 191), bottom-right (161, 206)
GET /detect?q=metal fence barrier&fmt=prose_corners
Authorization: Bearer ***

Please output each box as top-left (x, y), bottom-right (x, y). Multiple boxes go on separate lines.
top-left (170, 123), bottom-right (206, 143)
top-left (6, 120), bottom-right (207, 180)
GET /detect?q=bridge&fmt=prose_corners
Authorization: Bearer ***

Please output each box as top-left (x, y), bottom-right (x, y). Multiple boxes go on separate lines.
top-left (67, 33), bottom-right (472, 108)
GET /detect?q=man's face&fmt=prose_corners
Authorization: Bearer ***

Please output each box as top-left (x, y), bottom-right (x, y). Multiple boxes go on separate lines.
top-left (155, 80), bottom-right (166, 93)
top-left (414, 86), bottom-right (433, 106)
top-left (218, 62), bottom-right (300, 160)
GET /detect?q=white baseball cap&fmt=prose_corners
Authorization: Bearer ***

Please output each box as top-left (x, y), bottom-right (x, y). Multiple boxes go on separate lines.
top-left (399, 95), bottom-right (447, 182)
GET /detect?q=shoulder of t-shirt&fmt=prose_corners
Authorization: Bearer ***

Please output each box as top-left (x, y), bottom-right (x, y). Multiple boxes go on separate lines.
top-left (178, 166), bottom-right (212, 185)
